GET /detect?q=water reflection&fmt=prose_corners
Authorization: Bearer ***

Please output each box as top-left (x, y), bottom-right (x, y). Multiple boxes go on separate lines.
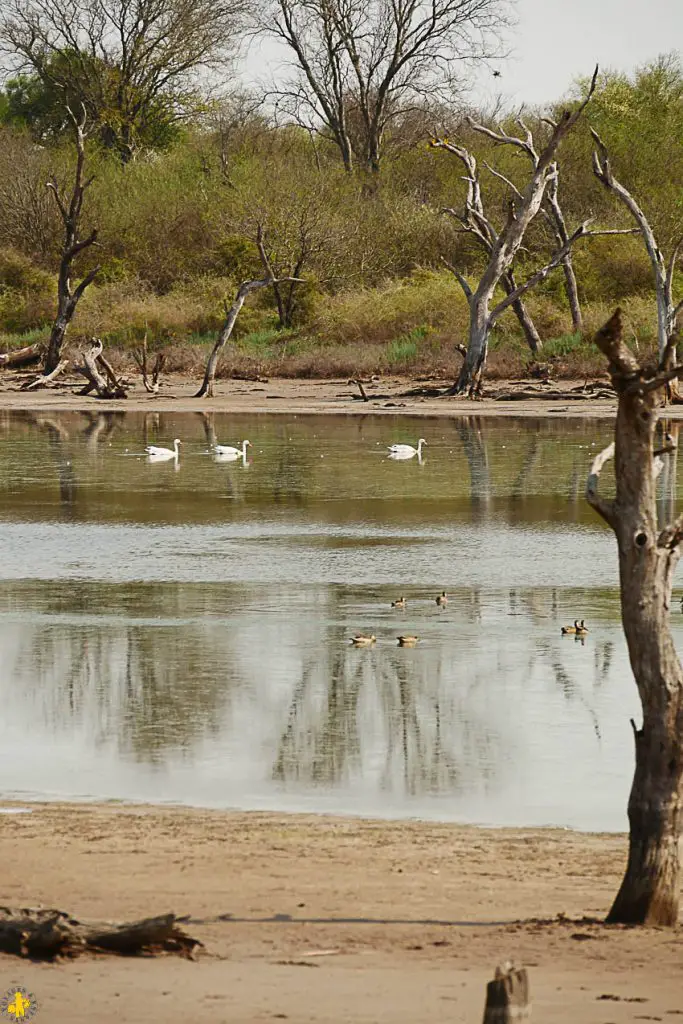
top-left (0, 410), bottom-right (680, 830)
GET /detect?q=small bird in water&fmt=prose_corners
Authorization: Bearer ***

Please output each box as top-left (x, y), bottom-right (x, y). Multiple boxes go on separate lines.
top-left (436, 591), bottom-right (448, 607)
top-left (350, 634), bottom-right (376, 646)
top-left (397, 636), bottom-right (419, 647)
top-left (392, 596), bottom-right (407, 609)
top-left (561, 620), bottom-right (580, 635)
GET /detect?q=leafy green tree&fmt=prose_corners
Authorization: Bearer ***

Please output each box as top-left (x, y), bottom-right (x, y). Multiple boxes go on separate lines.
top-left (0, 54), bottom-right (180, 151)
top-left (0, 0), bottom-right (247, 160)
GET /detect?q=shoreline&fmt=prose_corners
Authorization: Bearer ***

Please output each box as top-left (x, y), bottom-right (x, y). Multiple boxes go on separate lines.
top-left (1, 794), bottom-right (626, 836)
top-left (0, 374), bottom-right (633, 418)
top-left (4, 801), bottom-right (682, 1023)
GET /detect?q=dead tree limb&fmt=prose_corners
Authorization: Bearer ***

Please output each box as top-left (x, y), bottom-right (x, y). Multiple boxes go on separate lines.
top-left (468, 113), bottom-right (585, 331)
top-left (134, 336), bottom-right (166, 394)
top-left (432, 65), bottom-right (599, 397)
top-left (585, 307), bottom-right (683, 925)
top-left (21, 359), bottom-right (69, 390)
top-left (76, 339), bottom-right (128, 398)
top-left (592, 130), bottom-right (682, 362)
top-left (0, 907), bottom-right (201, 960)
top-left (438, 144), bottom-right (543, 354)
top-left (39, 105), bottom-right (100, 377)
top-left (196, 226), bottom-right (303, 398)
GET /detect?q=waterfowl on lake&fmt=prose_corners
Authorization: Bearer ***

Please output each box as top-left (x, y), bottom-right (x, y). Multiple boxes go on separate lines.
top-left (391, 596), bottom-right (407, 609)
top-left (397, 636), bottom-right (419, 647)
top-left (561, 620), bottom-right (579, 635)
top-left (350, 634), bottom-right (376, 646)
top-left (436, 591), bottom-right (448, 607)
top-left (145, 439), bottom-right (181, 461)
top-left (213, 439), bottom-right (251, 459)
top-left (575, 620), bottom-right (589, 636)
top-left (387, 438), bottom-right (427, 459)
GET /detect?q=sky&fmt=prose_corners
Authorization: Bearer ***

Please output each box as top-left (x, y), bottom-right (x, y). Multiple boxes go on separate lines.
top-left (243, 0), bottom-right (683, 110)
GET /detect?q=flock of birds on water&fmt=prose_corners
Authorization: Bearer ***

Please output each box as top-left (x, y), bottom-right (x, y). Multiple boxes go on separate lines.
top-left (143, 437), bottom-right (429, 464)
top-left (143, 434), bottom-right (592, 647)
top-left (350, 592), bottom-right (449, 649)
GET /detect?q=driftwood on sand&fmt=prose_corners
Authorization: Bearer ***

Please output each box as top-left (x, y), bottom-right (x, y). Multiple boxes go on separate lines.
top-left (0, 907), bottom-right (202, 960)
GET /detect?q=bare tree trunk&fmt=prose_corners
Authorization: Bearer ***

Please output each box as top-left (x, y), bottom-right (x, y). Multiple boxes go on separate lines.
top-left (440, 147), bottom-right (544, 358)
top-left (196, 227), bottom-right (303, 398)
top-left (503, 271), bottom-right (542, 353)
top-left (586, 309), bottom-right (683, 925)
top-left (593, 132), bottom-right (682, 361)
top-left (545, 167), bottom-right (583, 331)
top-left (43, 107), bottom-right (99, 375)
top-left (195, 280), bottom-right (271, 398)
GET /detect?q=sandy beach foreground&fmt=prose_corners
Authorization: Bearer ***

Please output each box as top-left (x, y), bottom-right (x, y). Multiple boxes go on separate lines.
top-left (2, 802), bottom-right (682, 1022)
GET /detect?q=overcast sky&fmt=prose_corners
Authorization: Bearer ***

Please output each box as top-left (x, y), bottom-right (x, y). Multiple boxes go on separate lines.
top-left (244, 0), bottom-right (682, 110)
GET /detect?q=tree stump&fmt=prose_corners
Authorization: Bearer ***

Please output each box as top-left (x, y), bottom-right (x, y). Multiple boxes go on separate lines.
top-left (482, 963), bottom-right (531, 1023)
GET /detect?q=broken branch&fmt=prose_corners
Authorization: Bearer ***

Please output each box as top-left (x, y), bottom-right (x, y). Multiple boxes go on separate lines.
top-left (586, 441), bottom-right (616, 526)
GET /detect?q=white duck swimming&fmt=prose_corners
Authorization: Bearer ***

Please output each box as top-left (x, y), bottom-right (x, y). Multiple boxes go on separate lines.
top-left (145, 439), bottom-right (181, 461)
top-left (213, 439), bottom-right (251, 460)
top-left (387, 438), bottom-right (426, 459)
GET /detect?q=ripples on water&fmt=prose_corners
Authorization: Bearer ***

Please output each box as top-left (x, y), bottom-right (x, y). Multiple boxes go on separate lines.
top-left (1, 409), bottom-right (681, 831)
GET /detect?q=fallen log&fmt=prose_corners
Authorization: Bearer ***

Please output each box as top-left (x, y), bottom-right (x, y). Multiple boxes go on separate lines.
top-left (0, 907), bottom-right (202, 960)
top-left (0, 342), bottom-right (44, 368)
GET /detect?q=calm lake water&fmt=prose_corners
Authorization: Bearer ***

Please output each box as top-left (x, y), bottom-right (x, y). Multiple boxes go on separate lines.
top-left (1, 408), bottom-right (680, 831)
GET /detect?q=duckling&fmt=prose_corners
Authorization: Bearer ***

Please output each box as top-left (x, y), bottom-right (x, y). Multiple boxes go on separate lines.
top-left (436, 591), bottom-right (448, 607)
top-left (575, 620), bottom-right (589, 636)
top-left (391, 596), bottom-right (407, 609)
top-left (561, 620), bottom-right (579, 635)
top-left (397, 635), bottom-right (419, 647)
top-left (350, 634), bottom-right (376, 647)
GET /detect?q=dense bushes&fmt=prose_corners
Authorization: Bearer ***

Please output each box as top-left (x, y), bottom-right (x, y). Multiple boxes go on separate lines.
top-left (0, 55), bottom-right (680, 378)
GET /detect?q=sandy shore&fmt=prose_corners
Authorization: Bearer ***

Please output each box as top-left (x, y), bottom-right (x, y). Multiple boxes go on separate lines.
top-left (0, 374), bottom-right (634, 418)
top-left (3, 802), bottom-right (682, 1022)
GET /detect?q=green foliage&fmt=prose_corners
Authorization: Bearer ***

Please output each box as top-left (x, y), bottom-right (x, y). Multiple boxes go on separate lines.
top-left (0, 249), bottom-right (54, 331)
top-left (0, 52), bottom-right (180, 153)
top-left (542, 332), bottom-right (585, 358)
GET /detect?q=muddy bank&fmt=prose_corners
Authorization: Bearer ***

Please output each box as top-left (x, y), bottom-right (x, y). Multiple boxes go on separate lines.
top-left (0, 373), bottom-right (632, 418)
top-left (3, 802), bottom-right (682, 1022)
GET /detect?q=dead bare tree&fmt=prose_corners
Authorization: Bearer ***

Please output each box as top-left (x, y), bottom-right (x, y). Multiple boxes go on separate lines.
top-left (431, 67), bottom-right (599, 397)
top-left (38, 106), bottom-right (99, 379)
top-left (592, 131), bottom-right (683, 362)
top-left (260, 0), bottom-right (509, 173)
top-left (439, 143), bottom-right (543, 354)
top-left (134, 336), bottom-right (166, 395)
top-left (196, 227), bottom-right (303, 398)
top-left (463, 113), bottom-right (587, 332)
top-left (586, 308), bottom-right (683, 925)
